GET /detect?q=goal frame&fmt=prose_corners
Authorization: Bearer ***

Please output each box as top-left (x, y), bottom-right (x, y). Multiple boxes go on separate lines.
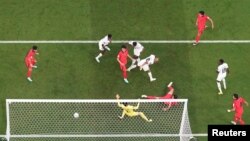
top-left (6, 99), bottom-right (192, 141)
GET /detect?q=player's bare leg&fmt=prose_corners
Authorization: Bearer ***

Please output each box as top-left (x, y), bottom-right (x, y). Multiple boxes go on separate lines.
top-left (147, 70), bottom-right (156, 82)
top-left (193, 31), bottom-right (202, 46)
top-left (95, 50), bottom-right (106, 63)
top-left (118, 111), bottom-right (126, 119)
top-left (217, 81), bottom-right (223, 95)
top-left (27, 67), bottom-right (33, 82)
top-left (127, 56), bottom-right (139, 71)
top-left (138, 112), bottom-right (152, 122)
top-left (222, 78), bottom-right (226, 89)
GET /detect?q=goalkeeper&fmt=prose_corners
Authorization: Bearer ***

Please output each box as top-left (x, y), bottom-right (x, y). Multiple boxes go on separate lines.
top-left (116, 94), bottom-right (152, 122)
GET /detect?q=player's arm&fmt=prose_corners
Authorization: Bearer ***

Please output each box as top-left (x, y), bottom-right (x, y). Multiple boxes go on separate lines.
top-left (163, 102), bottom-right (172, 111)
top-left (227, 68), bottom-right (230, 74)
top-left (117, 55), bottom-right (124, 66)
top-left (227, 104), bottom-right (235, 112)
top-left (244, 99), bottom-right (249, 107)
top-left (208, 17), bottom-right (214, 29)
top-left (195, 17), bottom-right (198, 26)
top-left (128, 54), bottom-right (134, 61)
top-left (134, 101), bottom-right (140, 110)
top-left (116, 94), bottom-right (124, 108)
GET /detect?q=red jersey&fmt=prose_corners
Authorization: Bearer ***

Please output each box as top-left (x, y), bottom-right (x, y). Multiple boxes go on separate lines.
top-left (117, 49), bottom-right (128, 64)
top-left (162, 93), bottom-right (177, 106)
top-left (197, 14), bottom-right (209, 29)
top-left (25, 49), bottom-right (36, 60)
top-left (233, 97), bottom-right (246, 113)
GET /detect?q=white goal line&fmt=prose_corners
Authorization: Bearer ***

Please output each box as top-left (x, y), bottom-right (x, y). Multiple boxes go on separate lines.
top-left (0, 40), bottom-right (250, 44)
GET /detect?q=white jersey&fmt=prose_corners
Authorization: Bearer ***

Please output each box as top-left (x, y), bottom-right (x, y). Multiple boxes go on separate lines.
top-left (217, 63), bottom-right (229, 75)
top-left (128, 41), bottom-right (144, 56)
top-left (99, 35), bottom-right (111, 47)
top-left (138, 54), bottom-right (155, 66)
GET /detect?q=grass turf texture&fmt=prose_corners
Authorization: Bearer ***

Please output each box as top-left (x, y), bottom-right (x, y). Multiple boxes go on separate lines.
top-left (1, 0), bottom-right (250, 141)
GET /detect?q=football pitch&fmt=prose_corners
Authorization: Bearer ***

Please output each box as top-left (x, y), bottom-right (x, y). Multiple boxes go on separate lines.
top-left (1, 0), bottom-right (250, 141)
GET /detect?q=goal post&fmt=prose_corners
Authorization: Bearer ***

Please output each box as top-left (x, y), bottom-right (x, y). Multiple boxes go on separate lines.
top-left (6, 99), bottom-right (193, 141)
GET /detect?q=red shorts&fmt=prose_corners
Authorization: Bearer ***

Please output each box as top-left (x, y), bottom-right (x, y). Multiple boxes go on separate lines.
top-left (25, 58), bottom-right (36, 68)
top-left (234, 111), bottom-right (243, 119)
top-left (120, 64), bottom-right (127, 71)
top-left (198, 28), bottom-right (205, 34)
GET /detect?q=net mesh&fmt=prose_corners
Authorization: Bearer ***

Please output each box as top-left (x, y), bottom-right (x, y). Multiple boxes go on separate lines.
top-left (6, 99), bottom-right (192, 141)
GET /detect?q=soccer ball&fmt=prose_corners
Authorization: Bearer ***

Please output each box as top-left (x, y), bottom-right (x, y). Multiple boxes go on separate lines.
top-left (74, 112), bottom-right (79, 118)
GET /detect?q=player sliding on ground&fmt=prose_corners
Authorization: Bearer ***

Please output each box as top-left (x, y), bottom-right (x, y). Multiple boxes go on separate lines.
top-left (141, 82), bottom-right (178, 111)
top-left (116, 94), bottom-right (152, 122)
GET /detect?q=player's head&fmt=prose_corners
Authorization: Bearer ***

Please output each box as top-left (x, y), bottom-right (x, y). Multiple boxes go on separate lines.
top-left (173, 94), bottom-right (178, 99)
top-left (123, 102), bottom-right (128, 106)
top-left (121, 44), bottom-right (127, 52)
top-left (154, 57), bottom-right (159, 63)
top-left (32, 45), bottom-right (38, 51)
top-left (107, 34), bottom-right (112, 40)
top-left (219, 59), bottom-right (224, 64)
top-left (233, 93), bottom-right (239, 100)
top-left (199, 10), bottom-right (205, 15)
top-left (132, 42), bottom-right (137, 47)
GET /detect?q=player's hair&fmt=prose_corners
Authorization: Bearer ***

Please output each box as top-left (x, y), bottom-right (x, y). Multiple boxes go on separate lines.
top-left (132, 42), bottom-right (137, 46)
top-left (32, 45), bottom-right (38, 50)
top-left (173, 95), bottom-right (178, 99)
top-left (121, 44), bottom-right (127, 49)
top-left (122, 102), bottom-right (128, 106)
top-left (199, 11), bottom-right (205, 15)
top-left (108, 34), bottom-right (112, 39)
top-left (219, 59), bottom-right (224, 64)
top-left (233, 93), bottom-right (239, 99)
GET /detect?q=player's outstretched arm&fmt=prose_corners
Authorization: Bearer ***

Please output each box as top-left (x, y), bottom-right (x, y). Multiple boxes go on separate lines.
top-left (208, 17), bottom-right (214, 29)
top-left (134, 99), bottom-right (140, 110)
top-left (227, 107), bottom-right (235, 112)
top-left (244, 100), bottom-right (249, 107)
top-left (128, 54), bottom-right (134, 61)
top-left (116, 94), bottom-right (123, 108)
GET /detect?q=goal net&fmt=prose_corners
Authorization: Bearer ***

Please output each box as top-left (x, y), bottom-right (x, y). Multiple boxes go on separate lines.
top-left (6, 99), bottom-right (193, 141)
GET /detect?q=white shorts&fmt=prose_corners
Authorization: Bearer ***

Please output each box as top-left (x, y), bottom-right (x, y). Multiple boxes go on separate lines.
top-left (141, 64), bottom-right (150, 71)
top-left (134, 50), bottom-right (142, 57)
top-left (98, 42), bottom-right (107, 51)
top-left (217, 74), bottom-right (226, 81)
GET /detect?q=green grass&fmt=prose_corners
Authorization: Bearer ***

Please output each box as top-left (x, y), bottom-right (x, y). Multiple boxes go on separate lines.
top-left (1, 0), bottom-right (250, 141)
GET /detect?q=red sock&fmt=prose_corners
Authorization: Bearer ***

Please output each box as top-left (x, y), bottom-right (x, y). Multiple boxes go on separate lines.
top-left (195, 34), bottom-right (201, 43)
top-left (123, 70), bottom-right (127, 78)
top-left (239, 119), bottom-right (245, 125)
top-left (27, 68), bottom-right (32, 77)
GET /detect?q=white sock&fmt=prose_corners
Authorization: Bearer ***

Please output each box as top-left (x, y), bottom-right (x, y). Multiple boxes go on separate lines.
top-left (96, 53), bottom-right (102, 59)
top-left (127, 60), bottom-right (137, 71)
top-left (222, 79), bottom-right (226, 89)
top-left (217, 82), bottom-right (222, 93)
top-left (148, 72), bottom-right (153, 80)
top-left (136, 58), bottom-right (140, 63)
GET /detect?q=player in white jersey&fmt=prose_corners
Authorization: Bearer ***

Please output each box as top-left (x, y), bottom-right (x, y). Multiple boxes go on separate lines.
top-left (127, 41), bottom-right (144, 71)
top-left (95, 34), bottom-right (112, 63)
top-left (216, 59), bottom-right (229, 95)
top-left (138, 54), bottom-right (159, 82)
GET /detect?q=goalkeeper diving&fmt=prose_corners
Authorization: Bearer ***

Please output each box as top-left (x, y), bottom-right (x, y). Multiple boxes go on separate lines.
top-left (116, 94), bottom-right (152, 122)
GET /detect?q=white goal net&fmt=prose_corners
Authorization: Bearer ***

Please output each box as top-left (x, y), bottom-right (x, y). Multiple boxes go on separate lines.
top-left (6, 99), bottom-right (193, 141)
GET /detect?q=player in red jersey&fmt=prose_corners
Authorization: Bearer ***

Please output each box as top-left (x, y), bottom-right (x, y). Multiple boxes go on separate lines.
top-left (193, 11), bottom-right (214, 46)
top-left (25, 45), bottom-right (39, 82)
top-left (227, 93), bottom-right (248, 125)
top-left (141, 82), bottom-right (178, 111)
top-left (117, 45), bottom-right (133, 84)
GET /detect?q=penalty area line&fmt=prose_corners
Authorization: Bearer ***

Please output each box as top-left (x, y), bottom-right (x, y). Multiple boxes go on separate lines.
top-left (0, 40), bottom-right (250, 44)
